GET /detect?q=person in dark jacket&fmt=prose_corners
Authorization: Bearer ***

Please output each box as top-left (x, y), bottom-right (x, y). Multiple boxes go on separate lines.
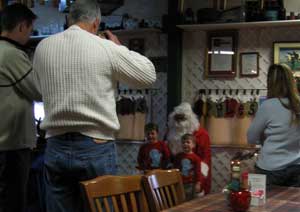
top-left (0, 4), bottom-right (41, 212)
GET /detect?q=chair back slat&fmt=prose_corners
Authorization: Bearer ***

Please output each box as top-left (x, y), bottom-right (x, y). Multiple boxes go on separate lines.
top-left (129, 192), bottom-right (138, 212)
top-left (159, 187), bottom-right (168, 209)
top-left (164, 186), bottom-right (174, 207)
top-left (120, 194), bottom-right (128, 212)
top-left (81, 175), bottom-right (149, 212)
top-left (95, 199), bottom-right (102, 212)
top-left (139, 190), bottom-right (149, 211)
top-left (154, 188), bottom-right (164, 209)
top-left (111, 196), bottom-right (120, 212)
top-left (103, 198), bottom-right (111, 212)
top-left (143, 169), bottom-right (186, 212)
top-left (170, 185), bottom-right (178, 204)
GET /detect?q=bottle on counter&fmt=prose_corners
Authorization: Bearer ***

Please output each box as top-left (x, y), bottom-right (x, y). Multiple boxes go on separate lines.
top-left (241, 172), bottom-right (249, 190)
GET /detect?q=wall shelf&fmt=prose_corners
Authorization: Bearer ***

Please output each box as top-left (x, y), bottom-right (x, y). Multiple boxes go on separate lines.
top-left (112, 28), bottom-right (161, 35)
top-left (30, 28), bottom-right (161, 39)
top-left (177, 19), bottom-right (300, 31)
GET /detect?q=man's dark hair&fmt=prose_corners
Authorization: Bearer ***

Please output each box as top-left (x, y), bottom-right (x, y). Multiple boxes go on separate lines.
top-left (144, 123), bottom-right (159, 133)
top-left (1, 3), bottom-right (37, 32)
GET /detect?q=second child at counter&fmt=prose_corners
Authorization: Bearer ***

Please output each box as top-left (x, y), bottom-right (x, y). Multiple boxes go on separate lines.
top-left (167, 102), bottom-right (211, 194)
top-left (174, 133), bottom-right (207, 200)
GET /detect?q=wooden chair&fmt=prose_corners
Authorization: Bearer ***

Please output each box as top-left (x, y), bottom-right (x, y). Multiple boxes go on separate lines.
top-left (142, 169), bottom-right (186, 212)
top-left (80, 175), bottom-right (149, 212)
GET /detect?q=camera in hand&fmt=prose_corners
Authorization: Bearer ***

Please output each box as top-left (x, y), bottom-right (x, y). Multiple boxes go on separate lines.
top-left (98, 31), bottom-right (109, 39)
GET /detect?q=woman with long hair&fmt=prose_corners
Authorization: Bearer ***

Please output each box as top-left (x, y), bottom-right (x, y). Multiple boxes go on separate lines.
top-left (247, 63), bottom-right (300, 187)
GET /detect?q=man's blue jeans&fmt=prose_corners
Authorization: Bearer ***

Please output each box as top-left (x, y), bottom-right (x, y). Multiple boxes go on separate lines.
top-left (44, 133), bottom-right (117, 212)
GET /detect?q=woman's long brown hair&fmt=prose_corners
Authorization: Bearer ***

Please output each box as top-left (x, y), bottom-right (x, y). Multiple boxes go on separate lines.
top-left (267, 64), bottom-right (300, 125)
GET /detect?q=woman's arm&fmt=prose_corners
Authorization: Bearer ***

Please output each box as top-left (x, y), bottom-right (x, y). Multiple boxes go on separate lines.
top-left (247, 102), bottom-right (269, 144)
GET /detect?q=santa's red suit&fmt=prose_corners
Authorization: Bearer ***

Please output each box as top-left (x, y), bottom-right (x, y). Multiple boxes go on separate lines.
top-left (193, 127), bottom-right (211, 194)
top-left (167, 102), bottom-right (211, 194)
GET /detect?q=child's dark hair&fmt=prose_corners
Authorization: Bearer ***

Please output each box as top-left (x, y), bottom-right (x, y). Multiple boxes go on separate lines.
top-left (181, 133), bottom-right (194, 143)
top-left (144, 123), bottom-right (159, 133)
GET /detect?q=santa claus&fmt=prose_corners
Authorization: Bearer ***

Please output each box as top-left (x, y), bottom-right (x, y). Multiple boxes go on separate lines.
top-left (167, 102), bottom-right (212, 194)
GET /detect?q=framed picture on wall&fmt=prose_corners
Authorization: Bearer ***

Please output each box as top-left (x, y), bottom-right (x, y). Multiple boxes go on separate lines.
top-left (205, 30), bottom-right (238, 78)
top-left (273, 41), bottom-right (300, 76)
top-left (240, 52), bottom-right (259, 77)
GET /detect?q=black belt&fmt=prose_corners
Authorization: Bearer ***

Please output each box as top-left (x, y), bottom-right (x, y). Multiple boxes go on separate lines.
top-left (53, 132), bottom-right (88, 141)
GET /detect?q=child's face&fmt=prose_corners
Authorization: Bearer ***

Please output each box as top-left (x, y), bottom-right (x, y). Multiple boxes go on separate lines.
top-left (182, 138), bottom-right (194, 153)
top-left (146, 130), bottom-right (158, 143)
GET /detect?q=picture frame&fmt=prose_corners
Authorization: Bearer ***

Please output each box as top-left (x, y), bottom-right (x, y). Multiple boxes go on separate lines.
top-left (205, 30), bottom-right (238, 78)
top-left (273, 41), bottom-right (300, 77)
top-left (240, 52), bottom-right (259, 77)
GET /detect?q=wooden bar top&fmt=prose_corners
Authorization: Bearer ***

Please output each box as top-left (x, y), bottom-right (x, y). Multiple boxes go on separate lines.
top-left (163, 186), bottom-right (300, 212)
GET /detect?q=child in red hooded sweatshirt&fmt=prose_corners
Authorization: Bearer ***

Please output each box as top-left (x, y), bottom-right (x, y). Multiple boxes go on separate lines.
top-left (137, 123), bottom-right (170, 171)
top-left (174, 133), bottom-right (207, 200)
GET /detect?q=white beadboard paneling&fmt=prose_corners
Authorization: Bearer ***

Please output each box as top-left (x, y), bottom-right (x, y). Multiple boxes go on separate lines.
top-left (284, 0), bottom-right (300, 14)
top-left (117, 31), bottom-right (167, 141)
top-left (118, 31), bottom-right (167, 57)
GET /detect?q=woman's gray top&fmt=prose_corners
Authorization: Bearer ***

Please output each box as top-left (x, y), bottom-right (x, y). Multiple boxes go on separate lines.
top-left (247, 98), bottom-right (300, 171)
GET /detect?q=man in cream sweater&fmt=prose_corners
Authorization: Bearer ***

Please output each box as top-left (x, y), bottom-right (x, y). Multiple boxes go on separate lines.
top-left (33, 0), bottom-right (156, 211)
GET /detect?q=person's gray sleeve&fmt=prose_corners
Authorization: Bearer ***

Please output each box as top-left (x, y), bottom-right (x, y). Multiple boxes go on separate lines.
top-left (4, 49), bottom-right (42, 101)
top-left (110, 45), bottom-right (156, 88)
top-left (247, 102), bottom-right (269, 144)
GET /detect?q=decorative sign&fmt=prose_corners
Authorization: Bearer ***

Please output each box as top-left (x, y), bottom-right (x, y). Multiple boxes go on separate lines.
top-left (205, 30), bottom-right (238, 78)
top-left (248, 173), bottom-right (266, 206)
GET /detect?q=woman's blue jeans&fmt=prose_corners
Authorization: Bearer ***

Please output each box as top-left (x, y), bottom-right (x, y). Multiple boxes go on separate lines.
top-left (255, 165), bottom-right (300, 187)
top-left (44, 133), bottom-right (117, 212)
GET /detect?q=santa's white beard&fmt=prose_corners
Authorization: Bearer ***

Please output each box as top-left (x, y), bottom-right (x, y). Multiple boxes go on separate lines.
top-left (167, 102), bottom-right (200, 155)
top-left (167, 131), bottom-right (183, 155)
top-left (167, 120), bottom-right (195, 155)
